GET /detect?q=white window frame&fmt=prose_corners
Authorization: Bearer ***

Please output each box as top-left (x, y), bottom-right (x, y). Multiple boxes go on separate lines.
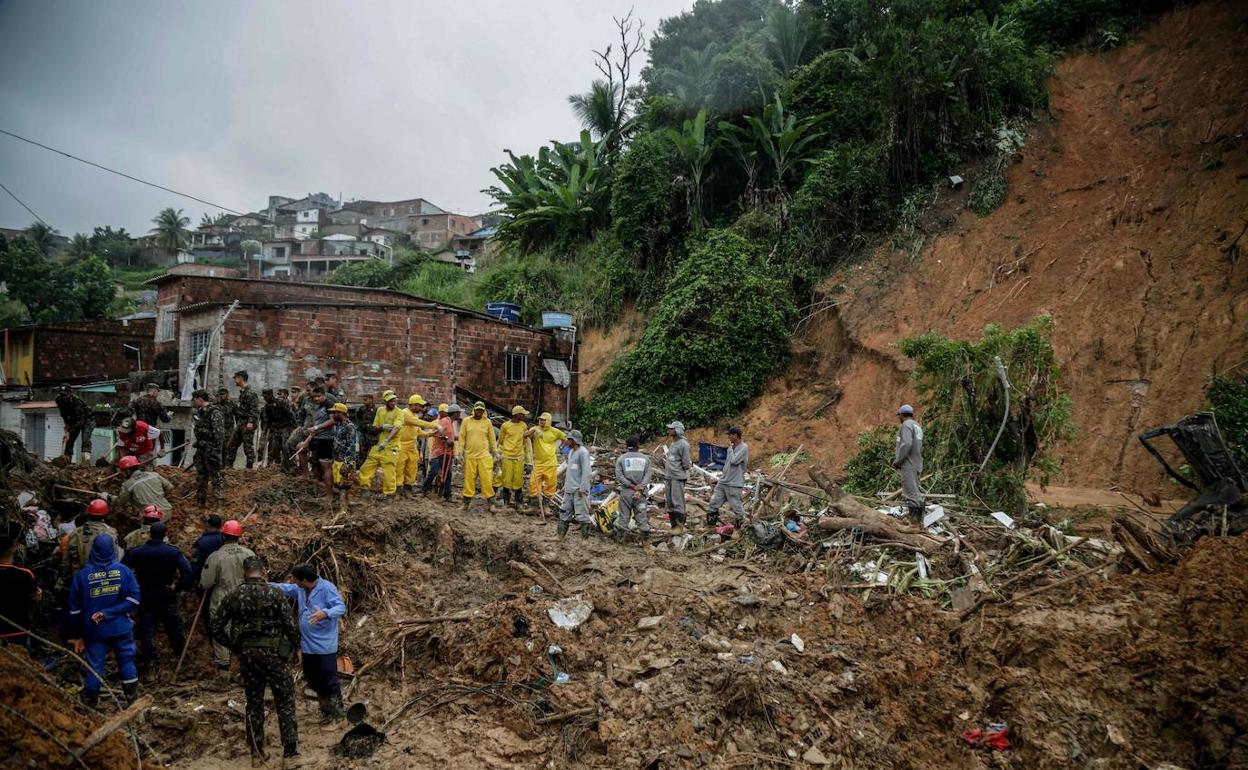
top-left (505, 352), bottom-right (529, 384)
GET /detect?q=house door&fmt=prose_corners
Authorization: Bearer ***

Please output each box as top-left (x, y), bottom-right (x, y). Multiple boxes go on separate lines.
top-left (24, 413), bottom-right (46, 458)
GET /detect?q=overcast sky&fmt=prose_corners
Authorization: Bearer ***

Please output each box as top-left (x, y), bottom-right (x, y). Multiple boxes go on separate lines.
top-left (0, 0), bottom-right (692, 236)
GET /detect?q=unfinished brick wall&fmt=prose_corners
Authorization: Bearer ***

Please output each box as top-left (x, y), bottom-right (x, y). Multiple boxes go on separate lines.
top-left (165, 276), bottom-right (576, 416)
top-left (32, 320), bottom-right (155, 385)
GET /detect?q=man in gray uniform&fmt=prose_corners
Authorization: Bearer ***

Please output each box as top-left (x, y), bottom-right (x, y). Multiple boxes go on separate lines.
top-left (558, 430), bottom-right (594, 540)
top-left (892, 404), bottom-right (925, 524)
top-left (664, 421), bottom-right (692, 533)
top-left (707, 426), bottom-right (749, 527)
top-left (614, 435), bottom-right (653, 544)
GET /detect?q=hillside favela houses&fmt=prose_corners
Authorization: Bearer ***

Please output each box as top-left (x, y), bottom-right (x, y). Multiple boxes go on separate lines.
top-left (189, 192), bottom-right (492, 277)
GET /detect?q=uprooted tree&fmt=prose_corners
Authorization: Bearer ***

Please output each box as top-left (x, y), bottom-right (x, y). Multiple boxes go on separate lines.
top-left (844, 316), bottom-right (1074, 513)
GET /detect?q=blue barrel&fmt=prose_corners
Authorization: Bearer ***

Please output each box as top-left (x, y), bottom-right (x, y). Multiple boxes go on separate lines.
top-left (541, 311), bottom-right (574, 329)
top-left (485, 302), bottom-right (521, 323)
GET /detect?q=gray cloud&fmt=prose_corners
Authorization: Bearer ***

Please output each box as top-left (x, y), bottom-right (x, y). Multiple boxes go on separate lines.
top-left (0, 0), bottom-right (690, 235)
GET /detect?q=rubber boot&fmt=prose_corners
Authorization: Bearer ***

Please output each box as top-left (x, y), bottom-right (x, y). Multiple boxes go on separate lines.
top-left (514, 490), bottom-right (525, 510)
top-left (613, 529), bottom-right (627, 545)
top-left (461, 496), bottom-right (472, 511)
top-left (80, 689), bottom-right (99, 708)
top-left (556, 519), bottom-right (569, 540)
top-left (122, 681), bottom-right (139, 706)
top-left (328, 693), bottom-right (346, 721)
top-left (638, 530), bottom-right (652, 546)
top-left (580, 522), bottom-right (593, 539)
top-left (281, 744), bottom-right (302, 769)
top-left (317, 694), bottom-right (331, 722)
top-left (909, 503), bottom-right (925, 526)
top-left (500, 489), bottom-right (511, 506)
top-left (706, 511), bottom-right (720, 528)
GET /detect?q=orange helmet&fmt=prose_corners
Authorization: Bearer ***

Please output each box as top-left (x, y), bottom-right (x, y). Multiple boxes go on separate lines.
top-left (118, 456), bottom-right (140, 470)
top-left (87, 499), bottom-right (110, 517)
top-left (141, 505), bottom-right (163, 521)
top-left (221, 520), bottom-right (243, 537)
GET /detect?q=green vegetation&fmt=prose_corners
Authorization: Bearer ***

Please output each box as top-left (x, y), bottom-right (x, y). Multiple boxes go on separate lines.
top-left (150, 207), bottom-right (190, 258)
top-left (844, 318), bottom-right (1074, 513)
top-left (114, 264), bottom-right (168, 291)
top-left (1207, 375), bottom-right (1248, 472)
top-left (0, 233), bottom-right (118, 324)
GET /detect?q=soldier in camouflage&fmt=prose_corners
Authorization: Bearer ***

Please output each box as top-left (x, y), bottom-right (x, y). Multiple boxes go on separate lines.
top-left (353, 393), bottom-right (379, 469)
top-left (191, 389), bottom-right (226, 506)
top-left (212, 556), bottom-right (302, 768)
top-left (225, 370), bottom-right (261, 469)
top-left (130, 382), bottom-right (171, 452)
top-left (216, 388), bottom-right (237, 450)
top-left (323, 371), bottom-right (345, 404)
top-left (62, 498), bottom-right (119, 575)
top-left (261, 388), bottom-right (296, 469)
top-left (54, 385), bottom-right (92, 462)
top-left (284, 382), bottom-right (318, 477)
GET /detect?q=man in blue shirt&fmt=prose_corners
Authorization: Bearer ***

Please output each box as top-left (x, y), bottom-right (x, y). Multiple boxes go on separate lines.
top-left (122, 522), bottom-right (192, 677)
top-left (272, 562), bottom-right (347, 722)
top-left (67, 533), bottom-right (141, 707)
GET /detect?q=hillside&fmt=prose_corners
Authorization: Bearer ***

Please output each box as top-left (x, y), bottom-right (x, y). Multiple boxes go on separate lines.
top-left (702, 0), bottom-right (1248, 497)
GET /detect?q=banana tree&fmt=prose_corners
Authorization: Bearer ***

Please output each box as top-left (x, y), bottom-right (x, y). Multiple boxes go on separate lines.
top-left (662, 108), bottom-right (717, 229)
top-left (738, 93), bottom-right (828, 205)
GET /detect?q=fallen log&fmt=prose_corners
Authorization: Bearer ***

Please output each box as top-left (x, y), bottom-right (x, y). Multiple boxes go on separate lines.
top-left (73, 695), bottom-right (152, 761)
top-left (808, 468), bottom-right (942, 554)
top-left (536, 706), bottom-right (596, 725)
top-left (508, 560), bottom-right (560, 595)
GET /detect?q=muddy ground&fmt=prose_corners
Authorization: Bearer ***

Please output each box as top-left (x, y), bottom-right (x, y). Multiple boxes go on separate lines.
top-left (4, 462), bottom-right (1245, 769)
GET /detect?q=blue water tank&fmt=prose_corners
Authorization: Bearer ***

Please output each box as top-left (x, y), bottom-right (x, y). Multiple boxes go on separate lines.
top-left (485, 301), bottom-right (521, 323)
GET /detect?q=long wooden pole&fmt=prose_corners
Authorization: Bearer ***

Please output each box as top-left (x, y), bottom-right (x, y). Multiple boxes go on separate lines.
top-left (173, 591), bottom-right (209, 682)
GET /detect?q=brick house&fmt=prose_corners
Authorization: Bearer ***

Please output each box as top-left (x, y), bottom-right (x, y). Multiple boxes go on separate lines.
top-left (1, 319), bottom-right (155, 387)
top-left (152, 274), bottom-right (578, 423)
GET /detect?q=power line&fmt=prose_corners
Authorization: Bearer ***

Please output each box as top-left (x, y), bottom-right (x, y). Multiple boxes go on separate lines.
top-left (0, 178), bottom-right (48, 226)
top-left (0, 127), bottom-right (243, 215)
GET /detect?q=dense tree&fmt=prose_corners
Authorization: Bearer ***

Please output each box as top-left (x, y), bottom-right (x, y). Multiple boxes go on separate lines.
top-left (23, 222), bottom-right (58, 257)
top-left (150, 207), bottom-right (190, 257)
top-left (0, 235), bottom-right (115, 323)
top-left (89, 226), bottom-right (140, 266)
top-left (64, 233), bottom-right (93, 262)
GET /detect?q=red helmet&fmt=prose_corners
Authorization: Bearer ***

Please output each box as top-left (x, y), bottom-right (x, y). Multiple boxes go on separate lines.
top-left (118, 456), bottom-right (141, 470)
top-left (221, 520), bottom-right (243, 537)
top-left (87, 499), bottom-right (110, 517)
top-left (142, 505), bottom-right (163, 521)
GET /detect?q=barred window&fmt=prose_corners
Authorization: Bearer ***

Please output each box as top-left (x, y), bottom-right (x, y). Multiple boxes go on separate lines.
top-left (155, 304), bottom-right (177, 342)
top-left (505, 352), bottom-right (528, 384)
top-left (189, 329), bottom-right (211, 361)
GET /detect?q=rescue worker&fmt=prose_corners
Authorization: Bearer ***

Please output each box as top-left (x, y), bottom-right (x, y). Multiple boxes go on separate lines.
top-left (212, 556), bottom-right (301, 767)
top-left (421, 404), bottom-right (458, 500)
top-left (200, 519), bottom-right (255, 674)
top-left (55, 385), bottom-right (92, 463)
top-left (353, 393), bottom-right (379, 468)
top-left (271, 563), bottom-right (347, 723)
top-left (261, 388), bottom-right (296, 469)
top-left (191, 513), bottom-right (225, 586)
top-left (191, 389), bottom-right (226, 507)
top-left (216, 388), bottom-right (238, 454)
top-left (892, 404), bottom-right (925, 524)
top-left (357, 391), bottom-right (405, 500)
top-left (460, 402), bottom-right (499, 511)
top-left (131, 382), bottom-right (171, 452)
top-left (284, 382), bottom-right (318, 476)
top-left (663, 421), bottom-right (693, 534)
top-left (115, 455), bottom-right (173, 515)
top-left (397, 395), bottom-right (439, 497)
top-left (299, 403), bottom-right (358, 509)
top-left (225, 370), bottom-right (260, 469)
top-left (122, 521), bottom-right (191, 676)
top-left (67, 533), bottom-right (141, 706)
top-left (525, 412), bottom-right (565, 512)
top-left (62, 498), bottom-right (119, 575)
top-left (115, 416), bottom-right (161, 464)
top-left (559, 430), bottom-right (593, 539)
top-left (707, 426), bottom-right (749, 527)
top-left (122, 505), bottom-right (164, 551)
top-left (498, 406), bottom-right (531, 510)
top-left (614, 435), bottom-right (653, 543)
top-left (323, 371), bottom-right (345, 404)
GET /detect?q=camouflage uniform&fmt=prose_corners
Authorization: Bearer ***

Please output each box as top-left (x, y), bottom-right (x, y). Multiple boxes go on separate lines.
top-left (284, 397), bottom-right (318, 474)
top-left (261, 398), bottom-right (296, 469)
top-left (131, 394), bottom-right (171, 429)
top-left (122, 523), bottom-right (152, 551)
top-left (225, 386), bottom-right (261, 469)
top-left (354, 403), bottom-right (379, 468)
top-left (62, 519), bottom-right (119, 575)
top-left (193, 404), bottom-right (227, 505)
top-left (211, 576), bottom-right (300, 758)
top-left (54, 391), bottom-right (91, 458)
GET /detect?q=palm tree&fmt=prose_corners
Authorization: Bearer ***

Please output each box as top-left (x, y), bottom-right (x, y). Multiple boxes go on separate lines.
top-left (764, 4), bottom-right (811, 77)
top-left (65, 233), bottom-right (93, 262)
top-left (663, 44), bottom-right (719, 109)
top-left (663, 109), bottom-right (717, 229)
top-left (150, 207), bottom-right (190, 257)
top-left (568, 80), bottom-right (622, 141)
top-left (24, 222), bottom-right (58, 256)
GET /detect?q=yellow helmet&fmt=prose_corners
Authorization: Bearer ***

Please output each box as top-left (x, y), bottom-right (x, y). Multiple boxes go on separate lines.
top-left (473, 401), bottom-right (486, 411)
top-left (438, 403), bottom-right (449, 412)
top-left (511, 405), bottom-right (529, 416)
top-left (330, 402), bottom-right (349, 414)
top-left (538, 412), bottom-right (553, 423)
top-left (382, 390), bottom-right (397, 402)
top-left (408, 394), bottom-right (427, 406)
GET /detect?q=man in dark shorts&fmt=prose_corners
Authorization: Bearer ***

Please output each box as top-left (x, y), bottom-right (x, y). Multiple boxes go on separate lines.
top-left (296, 387), bottom-right (333, 485)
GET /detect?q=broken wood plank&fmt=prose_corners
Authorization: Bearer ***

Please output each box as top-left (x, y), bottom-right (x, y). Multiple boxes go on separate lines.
top-left (536, 706), bottom-right (597, 725)
top-left (73, 695), bottom-right (152, 760)
top-left (508, 560), bottom-right (560, 594)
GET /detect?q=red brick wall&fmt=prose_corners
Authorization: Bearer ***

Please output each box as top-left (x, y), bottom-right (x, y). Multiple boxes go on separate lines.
top-left (33, 319), bottom-right (155, 384)
top-left (156, 275), bottom-right (431, 310)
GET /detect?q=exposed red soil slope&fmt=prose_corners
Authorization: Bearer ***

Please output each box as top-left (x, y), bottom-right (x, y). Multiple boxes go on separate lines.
top-left (729, 0), bottom-right (1248, 497)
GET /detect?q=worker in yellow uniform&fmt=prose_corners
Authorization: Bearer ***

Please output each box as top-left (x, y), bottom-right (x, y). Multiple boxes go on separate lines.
top-left (524, 412), bottom-right (565, 512)
top-left (398, 394), bottom-right (441, 497)
top-left (357, 390), bottom-right (405, 500)
top-left (460, 401), bottom-right (499, 511)
top-left (498, 406), bottom-right (532, 510)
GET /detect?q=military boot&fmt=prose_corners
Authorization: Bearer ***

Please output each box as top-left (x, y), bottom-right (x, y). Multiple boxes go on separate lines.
top-left (580, 522), bottom-right (594, 539)
top-left (500, 489), bottom-right (511, 506)
top-left (556, 519), bottom-right (569, 540)
top-left (122, 681), bottom-right (139, 706)
top-left (514, 491), bottom-right (525, 510)
top-left (80, 689), bottom-right (99, 709)
top-left (613, 528), bottom-right (627, 545)
top-left (461, 496), bottom-right (472, 511)
top-left (281, 745), bottom-right (303, 769)
top-left (327, 693), bottom-right (346, 722)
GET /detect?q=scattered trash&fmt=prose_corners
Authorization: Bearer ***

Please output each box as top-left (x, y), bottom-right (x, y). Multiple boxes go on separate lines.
top-left (790, 633), bottom-right (805, 653)
top-left (17, 491), bottom-right (34, 507)
top-left (714, 523), bottom-right (737, 537)
top-left (990, 511), bottom-right (1016, 529)
top-left (922, 505), bottom-right (946, 528)
top-left (547, 644), bottom-right (563, 656)
top-left (671, 534), bottom-right (693, 550)
top-left (767, 659), bottom-right (788, 675)
top-left (637, 615), bottom-right (664, 631)
top-left (528, 584), bottom-right (544, 595)
top-left (554, 672), bottom-right (571, 684)
top-left (547, 596), bottom-right (593, 629)
top-left (739, 655), bottom-right (755, 665)
top-left (749, 522), bottom-right (785, 549)
top-left (803, 746), bottom-right (831, 765)
top-left (848, 560), bottom-right (890, 585)
top-left (961, 721), bottom-right (1010, 751)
